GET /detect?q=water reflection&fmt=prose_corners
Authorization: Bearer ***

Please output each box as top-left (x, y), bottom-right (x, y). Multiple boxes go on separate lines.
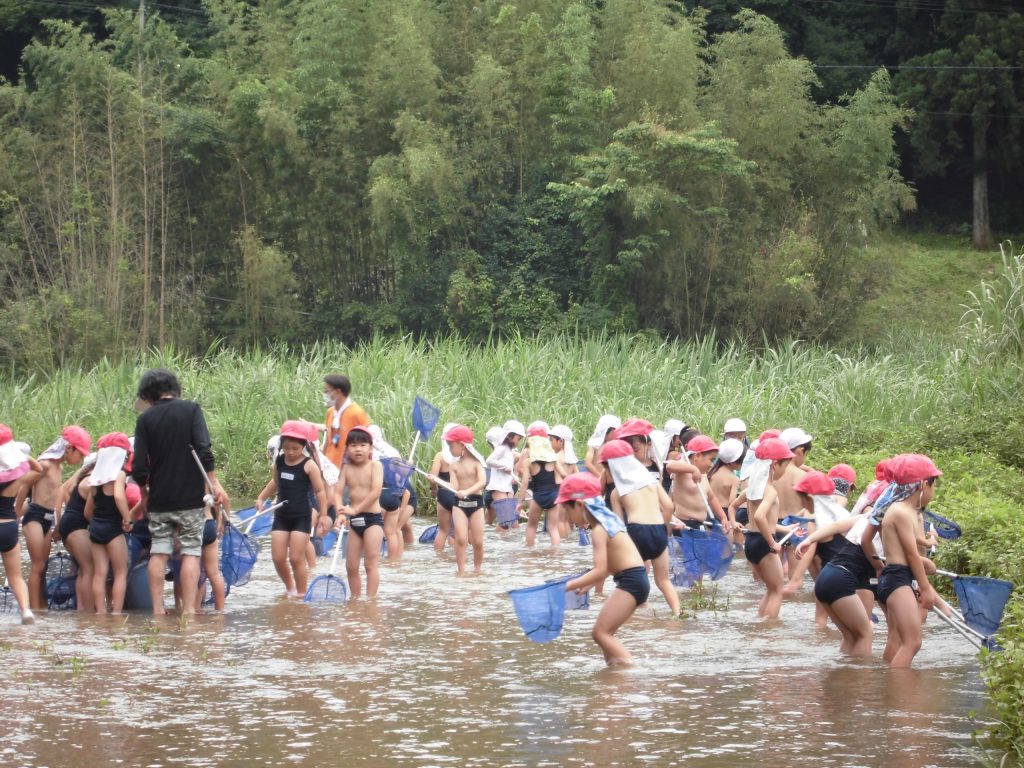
top-left (1, 519), bottom-right (988, 767)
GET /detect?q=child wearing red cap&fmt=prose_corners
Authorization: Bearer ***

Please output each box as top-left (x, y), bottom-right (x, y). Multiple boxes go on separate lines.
top-left (746, 438), bottom-right (804, 619)
top-left (559, 473), bottom-right (648, 666)
top-left (441, 424), bottom-right (487, 576)
top-left (256, 421), bottom-right (329, 598)
top-left (428, 422), bottom-right (458, 554)
top-left (20, 425), bottom-right (92, 610)
top-left (335, 427), bottom-right (384, 598)
top-left (864, 454), bottom-right (942, 668)
top-left (55, 455), bottom-right (98, 612)
top-left (83, 433), bottom-right (134, 613)
top-left (517, 423), bottom-right (568, 549)
top-left (664, 436), bottom-right (730, 531)
top-left (0, 426), bottom-right (42, 623)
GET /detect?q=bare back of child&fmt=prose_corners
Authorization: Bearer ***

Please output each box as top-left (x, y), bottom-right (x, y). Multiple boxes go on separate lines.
top-left (612, 483), bottom-right (680, 617)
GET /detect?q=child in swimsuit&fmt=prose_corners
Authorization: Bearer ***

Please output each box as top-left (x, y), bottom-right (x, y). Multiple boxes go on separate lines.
top-left (256, 421), bottom-right (328, 598)
top-left (428, 423), bottom-right (458, 553)
top-left (83, 433), bottom-right (134, 613)
top-left (518, 423), bottom-right (567, 548)
top-left (560, 473), bottom-right (649, 666)
top-left (335, 427), bottom-right (384, 598)
top-left (485, 420), bottom-right (523, 529)
top-left (55, 459), bottom-right (97, 612)
top-left (441, 424), bottom-right (487, 576)
top-left (0, 425), bottom-right (41, 624)
top-left (21, 426), bottom-right (92, 610)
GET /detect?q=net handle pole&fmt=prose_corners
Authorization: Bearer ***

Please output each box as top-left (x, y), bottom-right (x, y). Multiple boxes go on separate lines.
top-left (411, 465), bottom-right (457, 493)
top-left (244, 500), bottom-right (287, 533)
top-left (936, 595), bottom-right (987, 640)
top-left (407, 430), bottom-right (422, 464)
top-left (328, 525), bottom-right (345, 574)
top-left (190, 447), bottom-right (225, 526)
top-left (931, 606), bottom-right (983, 649)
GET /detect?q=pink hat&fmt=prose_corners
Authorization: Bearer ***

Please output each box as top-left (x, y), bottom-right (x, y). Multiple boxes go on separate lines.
top-left (614, 418), bottom-right (654, 440)
top-left (758, 429), bottom-right (781, 442)
top-left (827, 464), bottom-right (857, 485)
top-left (526, 424), bottom-right (548, 438)
top-left (280, 420), bottom-right (310, 442)
top-left (0, 424), bottom-right (11, 446)
top-left (754, 438), bottom-right (794, 461)
top-left (62, 425), bottom-right (92, 455)
top-left (685, 435), bottom-right (719, 454)
top-left (554, 473), bottom-right (603, 505)
top-left (125, 482), bottom-right (142, 508)
top-left (444, 424), bottom-right (474, 444)
top-left (793, 470), bottom-right (835, 496)
top-left (890, 454), bottom-right (942, 484)
top-left (599, 439), bottom-right (634, 462)
top-left (97, 432), bottom-right (132, 452)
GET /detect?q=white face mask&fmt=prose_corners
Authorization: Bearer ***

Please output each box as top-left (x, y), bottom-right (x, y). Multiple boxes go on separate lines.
top-left (323, 392), bottom-right (333, 407)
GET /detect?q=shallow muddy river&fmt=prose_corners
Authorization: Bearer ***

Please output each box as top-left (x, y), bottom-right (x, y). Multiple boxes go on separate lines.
top-left (2, 520), bottom-right (988, 767)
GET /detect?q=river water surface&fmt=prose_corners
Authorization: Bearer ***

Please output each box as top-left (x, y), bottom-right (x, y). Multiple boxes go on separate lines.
top-left (2, 520), bottom-right (988, 767)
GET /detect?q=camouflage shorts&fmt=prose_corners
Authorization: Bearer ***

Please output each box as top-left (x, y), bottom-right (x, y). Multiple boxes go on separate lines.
top-left (149, 508), bottom-right (205, 558)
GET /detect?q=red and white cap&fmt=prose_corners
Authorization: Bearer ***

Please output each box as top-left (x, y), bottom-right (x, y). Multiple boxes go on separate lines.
top-left (614, 418), bottom-right (655, 440)
top-left (526, 421), bottom-right (549, 438)
top-left (443, 424), bottom-right (474, 444)
top-left (554, 473), bottom-right (603, 505)
top-left (685, 435), bottom-right (719, 454)
top-left (827, 464), bottom-right (857, 485)
top-left (599, 439), bottom-right (634, 462)
top-left (793, 470), bottom-right (835, 496)
top-left (754, 438), bottom-right (794, 461)
top-left (280, 420), bottom-right (312, 442)
top-left (62, 425), bottom-right (93, 455)
top-left (757, 429), bottom-right (781, 442)
top-left (889, 454), bottom-right (942, 484)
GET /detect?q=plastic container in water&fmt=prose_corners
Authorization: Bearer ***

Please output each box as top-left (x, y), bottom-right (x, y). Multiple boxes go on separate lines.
top-left (507, 581), bottom-right (566, 643)
top-left (123, 561), bottom-right (153, 611)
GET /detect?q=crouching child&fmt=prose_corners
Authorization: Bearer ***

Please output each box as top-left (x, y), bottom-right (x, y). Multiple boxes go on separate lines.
top-left (559, 473), bottom-right (648, 667)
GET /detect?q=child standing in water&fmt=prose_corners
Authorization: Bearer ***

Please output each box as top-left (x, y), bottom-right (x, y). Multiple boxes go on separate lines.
top-left (256, 421), bottom-right (328, 598)
top-left (0, 426), bottom-right (41, 623)
top-left (439, 424), bottom-right (487, 576)
top-left (336, 427), bottom-right (384, 598)
top-left (485, 420), bottom-right (524, 528)
top-left (84, 433), bottom-right (134, 614)
top-left (560, 473), bottom-right (649, 666)
top-left (865, 454), bottom-right (941, 668)
top-left (21, 426), bottom-right (92, 609)
top-left (518, 423), bottom-right (567, 548)
top-left (428, 423), bottom-right (458, 553)
top-left (56, 456), bottom-right (97, 612)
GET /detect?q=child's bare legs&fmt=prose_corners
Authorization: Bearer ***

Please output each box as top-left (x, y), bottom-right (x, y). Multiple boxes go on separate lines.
top-left (270, 531), bottom-right (296, 594)
top-left (434, 505), bottom-right (451, 553)
top-left (592, 588), bottom-right (638, 666)
top-left (827, 595), bottom-right (874, 655)
top-left (399, 495), bottom-right (414, 545)
top-left (452, 508), bottom-right (470, 576)
top-left (753, 554), bottom-right (785, 618)
top-left (23, 521), bottom-right (51, 610)
top-left (64, 529), bottom-right (95, 612)
top-left (362, 526), bottom-right (383, 597)
top-left (885, 587), bottom-right (923, 668)
top-left (525, 501), bottom-right (542, 547)
top-left (2, 545), bottom-right (31, 617)
top-left (305, 538), bottom-right (317, 571)
top-left (651, 551), bottom-right (680, 615)
top-left (106, 537), bottom-right (129, 613)
top-left (91, 542), bottom-right (110, 612)
top-left (200, 541), bottom-right (226, 610)
top-left (289, 531), bottom-right (310, 596)
top-left (346, 530), bottom-right (365, 598)
top-left (469, 509), bottom-right (485, 573)
top-left (545, 506), bottom-right (562, 548)
top-left (383, 510), bottom-right (404, 560)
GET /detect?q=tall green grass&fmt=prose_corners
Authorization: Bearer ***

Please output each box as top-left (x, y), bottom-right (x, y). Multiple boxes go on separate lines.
top-left (0, 332), bottom-right (1014, 497)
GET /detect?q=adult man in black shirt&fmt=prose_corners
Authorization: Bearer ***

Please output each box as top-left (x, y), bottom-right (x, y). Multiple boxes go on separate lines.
top-left (132, 368), bottom-right (229, 615)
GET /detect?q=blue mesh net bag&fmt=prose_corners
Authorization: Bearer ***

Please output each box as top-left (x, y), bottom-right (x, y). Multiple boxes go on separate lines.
top-left (418, 524), bottom-right (438, 544)
top-left (578, 527), bottom-right (591, 546)
top-left (220, 522), bottom-right (259, 588)
top-left (951, 575), bottom-right (1013, 639)
top-left (305, 530), bottom-right (348, 604)
top-left (779, 516), bottom-right (812, 548)
top-left (0, 585), bottom-right (20, 613)
top-left (508, 581), bottom-right (566, 643)
top-left (922, 509), bottom-right (962, 540)
top-left (545, 573), bottom-right (590, 610)
top-left (381, 457), bottom-right (415, 490)
top-left (670, 528), bottom-right (734, 586)
top-left (237, 505), bottom-right (274, 537)
top-left (45, 550), bottom-right (78, 611)
top-left (493, 498), bottom-right (519, 527)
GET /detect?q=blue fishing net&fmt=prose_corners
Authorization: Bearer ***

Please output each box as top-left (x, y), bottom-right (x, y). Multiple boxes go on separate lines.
top-left (45, 551), bottom-right (77, 611)
top-left (220, 522), bottom-right (259, 588)
top-left (419, 524), bottom-right (438, 544)
top-left (381, 457), bottom-right (415, 489)
top-left (412, 396), bottom-right (441, 437)
top-left (545, 573), bottom-right (590, 610)
top-left (922, 509), bottom-right (962, 540)
top-left (304, 574), bottom-right (349, 603)
top-left (493, 498), bottom-right (519, 526)
top-left (779, 516), bottom-right (812, 548)
top-left (319, 529), bottom-right (338, 556)
top-left (952, 576), bottom-right (1013, 639)
top-left (0, 585), bottom-right (20, 613)
top-left (669, 528), bottom-right (734, 587)
top-left (578, 527), bottom-right (591, 546)
top-left (237, 505), bottom-right (274, 537)
top-left (508, 582), bottom-right (566, 643)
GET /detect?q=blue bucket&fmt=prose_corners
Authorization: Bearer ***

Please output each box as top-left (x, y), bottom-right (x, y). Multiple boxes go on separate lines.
top-left (508, 581), bottom-right (566, 643)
